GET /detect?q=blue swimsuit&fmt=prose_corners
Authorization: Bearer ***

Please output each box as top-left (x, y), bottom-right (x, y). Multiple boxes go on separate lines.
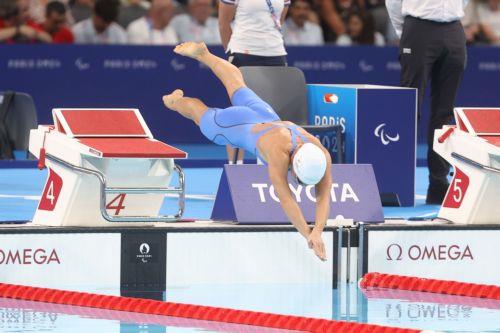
top-left (200, 87), bottom-right (309, 163)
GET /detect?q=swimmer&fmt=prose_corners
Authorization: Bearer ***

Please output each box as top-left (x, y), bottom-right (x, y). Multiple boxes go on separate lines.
top-left (163, 42), bottom-right (332, 261)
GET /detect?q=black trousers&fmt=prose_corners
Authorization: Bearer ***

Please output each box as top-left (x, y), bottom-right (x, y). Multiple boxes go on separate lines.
top-left (228, 52), bottom-right (287, 67)
top-left (399, 16), bottom-right (466, 188)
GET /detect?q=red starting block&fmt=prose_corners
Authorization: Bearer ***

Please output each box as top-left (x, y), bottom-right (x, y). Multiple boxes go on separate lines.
top-left (29, 108), bottom-right (187, 226)
top-left (434, 108), bottom-right (500, 224)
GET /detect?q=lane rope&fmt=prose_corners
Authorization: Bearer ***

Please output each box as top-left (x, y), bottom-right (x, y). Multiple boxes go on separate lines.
top-left (0, 282), bottom-right (420, 333)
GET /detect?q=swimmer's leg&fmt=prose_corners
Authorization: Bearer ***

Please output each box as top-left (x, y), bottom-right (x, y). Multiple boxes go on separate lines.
top-left (162, 89), bottom-right (208, 126)
top-left (174, 42), bottom-right (246, 99)
top-left (174, 42), bottom-right (247, 163)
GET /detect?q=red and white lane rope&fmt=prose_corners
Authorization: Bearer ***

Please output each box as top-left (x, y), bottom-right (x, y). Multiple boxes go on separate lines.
top-left (0, 282), bottom-right (420, 333)
top-left (360, 273), bottom-right (500, 300)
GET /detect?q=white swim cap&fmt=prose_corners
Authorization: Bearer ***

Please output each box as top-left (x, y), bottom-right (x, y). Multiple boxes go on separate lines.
top-left (292, 143), bottom-right (327, 185)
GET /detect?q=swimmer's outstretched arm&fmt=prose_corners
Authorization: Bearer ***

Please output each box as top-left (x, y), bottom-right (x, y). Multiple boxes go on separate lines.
top-left (310, 149), bottom-right (333, 253)
top-left (267, 149), bottom-right (327, 261)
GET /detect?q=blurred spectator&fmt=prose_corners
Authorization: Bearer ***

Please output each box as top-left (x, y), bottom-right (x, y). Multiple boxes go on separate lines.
top-left (283, 0), bottom-right (324, 45)
top-left (463, 0), bottom-right (500, 45)
top-left (0, 0), bottom-right (53, 43)
top-left (29, 0), bottom-right (74, 24)
top-left (335, 0), bottom-right (364, 22)
top-left (364, 0), bottom-right (389, 35)
top-left (127, 0), bottom-right (178, 44)
top-left (170, 0), bottom-right (220, 44)
top-left (73, 0), bottom-right (127, 43)
top-left (29, 0), bottom-right (49, 23)
top-left (42, 1), bottom-right (74, 43)
top-left (310, 0), bottom-right (344, 42)
top-left (336, 11), bottom-right (385, 45)
top-left (478, 0), bottom-right (500, 45)
top-left (118, 0), bottom-right (149, 28)
top-left (462, 2), bottom-right (481, 43)
top-left (71, 0), bottom-right (94, 23)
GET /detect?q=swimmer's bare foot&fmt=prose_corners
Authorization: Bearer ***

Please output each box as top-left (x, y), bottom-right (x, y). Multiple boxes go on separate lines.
top-left (162, 89), bottom-right (184, 110)
top-left (173, 42), bottom-right (209, 60)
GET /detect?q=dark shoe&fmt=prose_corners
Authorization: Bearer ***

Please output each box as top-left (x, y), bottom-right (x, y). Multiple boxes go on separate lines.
top-left (426, 183), bottom-right (449, 205)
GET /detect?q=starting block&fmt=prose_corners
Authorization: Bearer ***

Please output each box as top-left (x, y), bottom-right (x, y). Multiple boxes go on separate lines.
top-left (28, 108), bottom-right (187, 226)
top-left (434, 108), bottom-right (500, 224)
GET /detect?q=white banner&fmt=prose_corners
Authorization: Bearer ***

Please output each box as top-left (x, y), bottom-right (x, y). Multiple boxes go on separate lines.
top-left (0, 233), bottom-right (121, 295)
top-left (166, 231), bottom-right (334, 318)
top-left (367, 229), bottom-right (500, 285)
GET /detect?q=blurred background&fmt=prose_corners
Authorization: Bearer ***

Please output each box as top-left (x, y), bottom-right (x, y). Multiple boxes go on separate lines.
top-left (0, 0), bottom-right (498, 150)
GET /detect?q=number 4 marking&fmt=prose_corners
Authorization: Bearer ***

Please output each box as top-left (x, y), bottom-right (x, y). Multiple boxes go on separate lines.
top-left (38, 169), bottom-right (63, 211)
top-left (106, 194), bottom-right (126, 215)
top-left (46, 181), bottom-right (55, 205)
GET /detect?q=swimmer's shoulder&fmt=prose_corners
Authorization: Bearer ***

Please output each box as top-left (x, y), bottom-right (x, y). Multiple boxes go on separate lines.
top-left (258, 133), bottom-right (292, 163)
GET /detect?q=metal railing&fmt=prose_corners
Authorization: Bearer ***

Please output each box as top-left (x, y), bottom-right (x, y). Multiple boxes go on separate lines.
top-left (46, 153), bottom-right (185, 222)
top-left (451, 152), bottom-right (500, 174)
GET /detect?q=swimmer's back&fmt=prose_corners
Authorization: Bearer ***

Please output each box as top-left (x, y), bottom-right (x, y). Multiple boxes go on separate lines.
top-left (199, 87), bottom-right (318, 161)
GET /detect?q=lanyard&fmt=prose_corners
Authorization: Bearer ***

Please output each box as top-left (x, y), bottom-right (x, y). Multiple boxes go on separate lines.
top-left (265, 0), bottom-right (282, 32)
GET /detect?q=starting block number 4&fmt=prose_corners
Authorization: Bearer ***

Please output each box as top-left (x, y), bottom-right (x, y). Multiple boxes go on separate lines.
top-left (38, 170), bottom-right (63, 211)
top-left (106, 194), bottom-right (126, 215)
top-left (442, 167), bottom-right (470, 209)
top-left (39, 170), bottom-right (127, 215)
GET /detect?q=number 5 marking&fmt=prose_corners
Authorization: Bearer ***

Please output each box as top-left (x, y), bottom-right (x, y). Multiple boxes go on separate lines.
top-left (442, 167), bottom-right (469, 209)
top-left (452, 178), bottom-right (462, 203)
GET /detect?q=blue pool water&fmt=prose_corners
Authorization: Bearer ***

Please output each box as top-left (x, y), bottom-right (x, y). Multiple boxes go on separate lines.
top-left (1, 166), bottom-right (494, 333)
top-left (0, 167), bottom-right (439, 222)
top-left (0, 284), bottom-right (499, 332)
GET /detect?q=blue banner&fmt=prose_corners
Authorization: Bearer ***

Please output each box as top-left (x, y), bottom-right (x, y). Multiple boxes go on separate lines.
top-left (0, 45), bottom-right (498, 144)
top-left (308, 84), bottom-right (417, 206)
top-left (212, 164), bottom-right (383, 223)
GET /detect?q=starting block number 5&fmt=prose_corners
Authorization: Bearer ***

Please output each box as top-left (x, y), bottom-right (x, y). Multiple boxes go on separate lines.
top-left (39, 170), bottom-right (63, 211)
top-left (443, 168), bottom-right (470, 209)
top-left (106, 194), bottom-right (126, 215)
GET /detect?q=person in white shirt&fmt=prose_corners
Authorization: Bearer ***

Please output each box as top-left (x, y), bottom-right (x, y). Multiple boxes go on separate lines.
top-left (386, 0), bottom-right (468, 204)
top-left (170, 0), bottom-right (220, 44)
top-left (336, 11), bottom-right (385, 46)
top-left (127, 0), bottom-right (178, 45)
top-left (73, 0), bottom-right (127, 44)
top-left (218, 0), bottom-right (290, 165)
top-left (283, 0), bottom-right (324, 46)
top-left (218, 0), bottom-right (289, 65)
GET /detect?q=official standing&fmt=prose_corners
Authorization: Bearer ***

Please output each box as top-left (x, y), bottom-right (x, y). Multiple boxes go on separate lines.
top-left (218, 0), bottom-right (290, 164)
top-left (386, 0), bottom-right (468, 204)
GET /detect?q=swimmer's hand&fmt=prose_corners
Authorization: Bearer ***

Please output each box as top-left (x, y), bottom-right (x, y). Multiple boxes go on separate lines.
top-left (307, 230), bottom-right (327, 261)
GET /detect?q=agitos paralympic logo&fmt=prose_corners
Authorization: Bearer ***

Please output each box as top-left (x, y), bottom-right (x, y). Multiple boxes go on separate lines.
top-left (386, 244), bottom-right (474, 261)
top-left (0, 248), bottom-right (61, 265)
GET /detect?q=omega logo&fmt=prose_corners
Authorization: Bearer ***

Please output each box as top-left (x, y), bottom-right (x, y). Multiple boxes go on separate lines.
top-left (386, 244), bottom-right (474, 261)
top-left (0, 248), bottom-right (61, 265)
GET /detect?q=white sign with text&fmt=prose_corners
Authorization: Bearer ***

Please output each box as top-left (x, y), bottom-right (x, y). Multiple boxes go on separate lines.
top-left (367, 229), bottom-right (500, 285)
top-left (0, 233), bottom-right (121, 295)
